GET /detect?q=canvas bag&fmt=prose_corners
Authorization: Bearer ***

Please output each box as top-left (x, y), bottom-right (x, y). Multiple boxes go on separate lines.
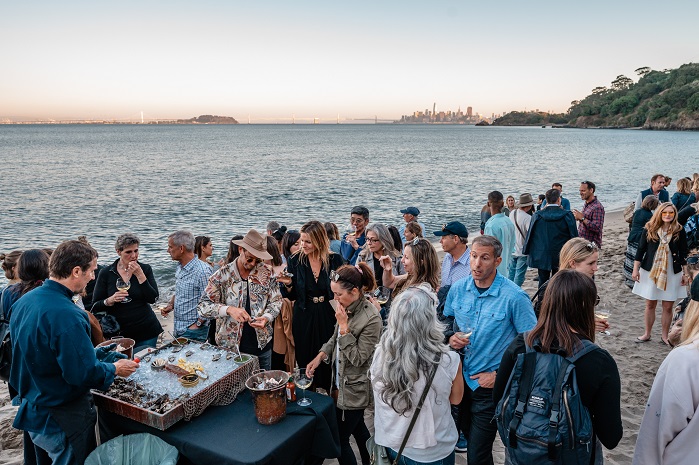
top-left (495, 336), bottom-right (598, 464)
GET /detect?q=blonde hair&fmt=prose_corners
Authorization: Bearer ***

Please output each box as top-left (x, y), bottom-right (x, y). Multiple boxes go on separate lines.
top-left (677, 178), bottom-right (692, 195)
top-left (299, 220), bottom-right (330, 270)
top-left (559, 238), bottom-right (599, 270)
top-left (680, 300), bottom-right (699, 346)
top-left (645, 202), bottom-right (682, 242)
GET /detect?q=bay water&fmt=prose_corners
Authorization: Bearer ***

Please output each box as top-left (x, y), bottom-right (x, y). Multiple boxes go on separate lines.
top-left (2, 124), bottom-right (698, 290)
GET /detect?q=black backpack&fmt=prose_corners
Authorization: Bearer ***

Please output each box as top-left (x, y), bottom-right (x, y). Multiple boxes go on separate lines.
top-left (495, 335), bottom-right (599, 464)
top-left (0, 311), bottom-right (11, 382)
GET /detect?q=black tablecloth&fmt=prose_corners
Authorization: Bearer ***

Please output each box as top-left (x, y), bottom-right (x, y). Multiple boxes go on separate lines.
top-left (98, 390), bottom-right (340, 465)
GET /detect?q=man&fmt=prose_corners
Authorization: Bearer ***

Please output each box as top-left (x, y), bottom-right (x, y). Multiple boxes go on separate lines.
top-left (435, 221), bottom-right (471, 286)
top-left (484, 191), bottom-right (515, 277)
top-left (341, 205), bottom-right (369, 265)
top-left (197, 229), bottom-right (281, 370)
top-left (444, 235), bottom-right (536, 465)
top-left (398, 206), bottom-right (426, 242)
top-left (635, 174), bottom-right (669, 211)
top-left (542, 182), bottom-right (571, 210)
top-left (508, 193), bottom-right (535, 286)
top-left (523, 188), bottom-right (578, 286)
top-left (10, 240), bottom-right (138, 464)
top-left (266, 221), bottom-right (280, 237)
top-left (163, 230), bottom-right (213, 341)
top-left (573, 181), bottom-right (605, 248)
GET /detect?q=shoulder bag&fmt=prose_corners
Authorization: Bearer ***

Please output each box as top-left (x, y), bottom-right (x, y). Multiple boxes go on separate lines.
top-left (367, 353), bottom-right (442, 465)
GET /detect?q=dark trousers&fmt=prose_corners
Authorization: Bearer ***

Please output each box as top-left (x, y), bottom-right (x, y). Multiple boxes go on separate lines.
top-left (458, 384), bottom-right (497, 465)
top-left (537, 267), bottom-right (558, 288)
top-left (336, 408), bottom-right (370, 465)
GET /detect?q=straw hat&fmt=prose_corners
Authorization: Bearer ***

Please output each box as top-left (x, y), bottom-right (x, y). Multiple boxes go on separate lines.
top-left (232, 229), bottom-right (273, 260)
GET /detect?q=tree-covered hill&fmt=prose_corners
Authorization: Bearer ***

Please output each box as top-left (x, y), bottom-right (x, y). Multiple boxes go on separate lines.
top-left (492, 111), bottom-right (569, 126)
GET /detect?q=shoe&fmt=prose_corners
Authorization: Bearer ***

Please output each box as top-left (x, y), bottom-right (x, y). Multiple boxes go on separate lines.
top-left (635, 336), bottom-right (651, 343)
top-left (455, 432), bottom-right (467, 453)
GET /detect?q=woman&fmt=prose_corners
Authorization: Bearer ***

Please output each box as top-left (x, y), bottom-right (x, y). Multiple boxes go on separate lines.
top-left (494, 270), bottom-right (623, 464)
top-left (0, 250), bottom-right (22, 290)
top-left (625, 195), bottom-right (660, 288)
top-left (307, 264), bottom-right (382, 465)
top-left (272, 230), bottom-right (301, 371)
top-left (671, 177), bottom-right (695, 211)
top-left (371, 284), bottom-right (464, 465)
top-left (503, 195), bottom-right (516, 217)
top-left (281, 229), bottom-right (301, 263)
top-left (404, 221), bottom-right (423, 242)
top-left (286, 221), bottom-right (344, 391)
top-left (633, 299), bottom-right (699, 464)
top-left (92, 233), bottom-right (162, 352)
top-left (388, 225), bottom-right (404, 252)
top-left (224, 235), bottom-right (244, 264)
top-left (381, 238), bottom-right (440, 295)
top-left (325, 222), bottom-right (342, 255)
top-left (357, 223), bottom-right (404, 287)
top-left (195, 235), bottom-right (215, 267)
top-left (632, 202), bottom-right (688, 345)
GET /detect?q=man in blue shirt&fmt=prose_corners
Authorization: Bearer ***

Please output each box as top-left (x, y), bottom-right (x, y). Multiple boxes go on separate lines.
top-left (340, 205), bottom-right (369, 265)
top-left (484, 191), bottom-right (516, 277)
top-left (541, 182), bottom-right (571, 210)
top-left (398, 206), bottom-right (426, 242)
top-left (444, 235), bottom-right (536, 465)
top-left (10, 240), bottom-right (138, 465)
top-left (163, 230), bottom-right (213, 341)
top-left (435, 221), bottom-right (471, 286)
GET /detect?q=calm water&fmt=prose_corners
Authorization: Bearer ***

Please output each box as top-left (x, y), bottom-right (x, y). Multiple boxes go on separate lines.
top-left (2, 124), bottom-right (698, 289)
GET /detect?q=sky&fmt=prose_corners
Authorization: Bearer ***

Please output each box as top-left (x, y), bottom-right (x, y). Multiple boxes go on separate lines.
top-left (2, 1), bottom-right (697, 122)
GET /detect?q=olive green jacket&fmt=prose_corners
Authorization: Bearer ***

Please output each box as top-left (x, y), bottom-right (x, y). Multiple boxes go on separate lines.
top-left (320, 297), bottom-right (382, 410)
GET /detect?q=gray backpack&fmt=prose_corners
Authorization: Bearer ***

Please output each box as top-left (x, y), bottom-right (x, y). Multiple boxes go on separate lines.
top-left (495, 336), bottom-right (598, 464)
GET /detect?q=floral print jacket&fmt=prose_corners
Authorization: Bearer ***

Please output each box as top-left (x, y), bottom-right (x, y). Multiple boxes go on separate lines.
top-left (197, 259), bottom-right (282, 350)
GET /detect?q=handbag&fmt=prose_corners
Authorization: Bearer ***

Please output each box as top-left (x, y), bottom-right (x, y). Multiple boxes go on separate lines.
top-left (367, 353), bottom-right (441, 465)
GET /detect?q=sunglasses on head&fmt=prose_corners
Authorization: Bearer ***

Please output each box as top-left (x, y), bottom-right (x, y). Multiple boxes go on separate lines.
top-left (408, 237), bottom-right (421, 246)
top-left (687, 256), bottom-right (699, 265)
top-left (585, 242), bottom-right (598, 251)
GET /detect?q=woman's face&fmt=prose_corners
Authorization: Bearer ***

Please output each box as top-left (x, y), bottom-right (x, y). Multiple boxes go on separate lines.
top-left (203, 241), bottom-right (213, 258)
top-left (661, 206), bottom-right (676, 224)
top-left (300, 233), bottom-right (315, 255)
top-left (331, 281), bottom-right (360, 308)
top-left (404, 228), bottom-right (416, 242)
top-left (507, 197), bottom-right (515, 208)
top-left (570, 251), bottom-right (599, 278)
top-left (118, 243), bottom-right (139, 263)
top-left (290, 237), bottom-right (301, 255)
top-left (402, 245), bottom-right (414, 274)
top-left (366, 231), bottom-right (383, 254)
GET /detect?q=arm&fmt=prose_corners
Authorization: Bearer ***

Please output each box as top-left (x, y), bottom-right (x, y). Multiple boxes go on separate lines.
top-left (493, 336), bottom-right (524, 403)
top-left (634, 192), bottom-right (643, 211)
top-left (55, 321), bottom-right (117, 391)
top-left (450, 360), bottom-right (464, 405)
top-left (197, 272), bottom-right (228, 319)
top-left (678, 229), bottom-right (689, 264)
top-left (260, 278), bottom-right (283, 323)
top-left (337, 313), bottom-right (382, 367)
top-left (587, 353), bottom-right (623, 449)
top-left (90, 268), bottom-right (110, 311)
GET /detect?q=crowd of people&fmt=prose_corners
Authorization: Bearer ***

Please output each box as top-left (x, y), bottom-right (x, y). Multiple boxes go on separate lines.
top-left (2, 174), bottom-right (699, 465)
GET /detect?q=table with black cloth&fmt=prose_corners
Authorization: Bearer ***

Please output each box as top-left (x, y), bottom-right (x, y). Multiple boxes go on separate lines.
top-left (98, 390), bottom-right (340, 465)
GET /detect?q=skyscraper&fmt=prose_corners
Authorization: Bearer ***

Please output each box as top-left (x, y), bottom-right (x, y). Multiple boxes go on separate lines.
top-left (467, 106), bottom-right (473, 117)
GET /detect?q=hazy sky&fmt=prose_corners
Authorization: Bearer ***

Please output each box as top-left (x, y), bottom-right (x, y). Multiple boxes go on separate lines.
top-left (2, 1), bottom-right (697, 122)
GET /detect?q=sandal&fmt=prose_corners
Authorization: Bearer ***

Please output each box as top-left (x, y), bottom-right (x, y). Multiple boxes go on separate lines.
top-left (635, 336), bottom-right (651, 343)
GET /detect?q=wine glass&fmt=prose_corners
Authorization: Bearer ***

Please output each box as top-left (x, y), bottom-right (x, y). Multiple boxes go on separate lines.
top-left (595, 306), bottom-right (611, 335)
top-left (345, 224), bottom-right (357, 241)
top-left (116, 278), bottom-right (132, 303)
top-left (374, 286), bottom-right (392, 305)
top-left (294, 368), bottom-right (313, 406)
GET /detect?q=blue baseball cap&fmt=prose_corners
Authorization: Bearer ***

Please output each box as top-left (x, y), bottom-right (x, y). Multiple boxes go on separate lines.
top-left (433, 221), bottom-right (468, 238)
top-left (400, 207), bottom-right (420, 216)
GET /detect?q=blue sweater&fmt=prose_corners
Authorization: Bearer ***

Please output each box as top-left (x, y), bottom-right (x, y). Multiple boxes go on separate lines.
top-left (10, 280), bottom-right (116, 434)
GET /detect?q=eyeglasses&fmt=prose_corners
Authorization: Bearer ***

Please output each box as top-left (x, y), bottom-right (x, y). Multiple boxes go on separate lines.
top-left (242, 250), bottom-right (262, 265)
top-left (366, 238), bottom-right (381, 244)
top-left (661, 211), bottom-right (676, 216)
top-left (585, 242), bottom-right (598, 251)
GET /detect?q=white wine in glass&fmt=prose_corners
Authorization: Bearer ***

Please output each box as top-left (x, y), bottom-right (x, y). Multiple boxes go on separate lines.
top-left (116, 278), bottom-right (132, 303)
top-left (375, 286), bottom-right (391, 305)
top-left (294, 368), bottom-right (313, 406)
top-left (594, 307), bottom-right (611, 335)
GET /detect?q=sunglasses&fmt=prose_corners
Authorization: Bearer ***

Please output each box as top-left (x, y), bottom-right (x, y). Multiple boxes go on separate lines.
top-left (585, 242), bottom-right (598, 251)
top-left (408, 237), bottom-right (421, 246)
top-left (242, 250), bottom-right (262, 265)
top-left (329, 270), bottom-right (343, 282)
top-left (687, 256), bottom-right (699, 265)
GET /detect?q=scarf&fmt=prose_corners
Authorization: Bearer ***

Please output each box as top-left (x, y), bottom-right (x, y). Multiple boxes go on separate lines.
top-left (649, 230), bottom-right (670, 291)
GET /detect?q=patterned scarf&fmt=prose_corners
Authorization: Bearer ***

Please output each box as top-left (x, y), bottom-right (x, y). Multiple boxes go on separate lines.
top-left (649, 230), bottom-right (670, 291)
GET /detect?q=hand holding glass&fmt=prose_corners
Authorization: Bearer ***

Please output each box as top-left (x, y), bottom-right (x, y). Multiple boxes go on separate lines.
top-left (116, 278), bottom-right (132, 303)
top-left (594, 307), bottom-right (611, 335)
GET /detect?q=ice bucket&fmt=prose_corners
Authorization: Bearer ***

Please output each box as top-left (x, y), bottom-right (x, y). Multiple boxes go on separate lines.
top-left (245, 369), bottom-right (288, 425)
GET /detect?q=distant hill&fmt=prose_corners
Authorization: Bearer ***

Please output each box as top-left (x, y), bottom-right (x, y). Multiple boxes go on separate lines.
top-left (492, 111), bottom-right (569, 126)
top-left (568, 63), bottom-right (699, 130)
top-left (176, 115), bottom-right (238, 124)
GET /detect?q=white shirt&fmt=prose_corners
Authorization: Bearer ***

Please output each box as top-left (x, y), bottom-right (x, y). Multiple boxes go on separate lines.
top-left (509, 209), bottom-right (533, 257)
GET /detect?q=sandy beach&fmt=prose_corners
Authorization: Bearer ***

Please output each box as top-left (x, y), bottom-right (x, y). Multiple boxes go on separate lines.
top-left (0, 210), bottom-right (677, 464)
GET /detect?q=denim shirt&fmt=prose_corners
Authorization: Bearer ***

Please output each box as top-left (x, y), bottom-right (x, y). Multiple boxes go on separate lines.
top-left (443, 272), bottom-right (536, 391)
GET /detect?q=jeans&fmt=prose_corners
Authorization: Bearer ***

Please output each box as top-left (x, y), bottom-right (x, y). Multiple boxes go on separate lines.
top-left (458, 384), bottom-right (497, 465)
top-left (386, 448), bottom-right (456, 465)
top-left (337, 408), bottom-right (370, 465)
top-left (256, 349), bottom-right (272, 371)
top-left (28, 430), bottom-right (73, 465)
top-left (179, 326), bottom-right (209, 342)
top-left (507, 256), bottom-right (528, 287)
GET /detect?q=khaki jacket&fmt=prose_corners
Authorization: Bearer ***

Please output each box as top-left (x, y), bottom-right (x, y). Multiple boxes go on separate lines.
top-left (320, 297), bottom-right (382, 410)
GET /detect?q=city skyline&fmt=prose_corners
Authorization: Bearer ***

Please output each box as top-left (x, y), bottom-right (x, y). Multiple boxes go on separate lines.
top-left (2, 1), bottom-right (697, 122)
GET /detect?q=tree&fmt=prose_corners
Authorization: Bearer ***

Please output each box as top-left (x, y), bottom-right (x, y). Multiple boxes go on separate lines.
top-left (635, 67), bottom-right (651, 77)
top-left (611, 75), bottom-right (633, 91)
top-left (591, 86), bottom-right (607, 95)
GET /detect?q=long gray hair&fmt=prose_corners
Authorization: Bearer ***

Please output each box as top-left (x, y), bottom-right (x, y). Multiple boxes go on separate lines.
top-left (374, 283), bottom-right (449, 415)
top-left (359, 223), bottom-right (401, 261)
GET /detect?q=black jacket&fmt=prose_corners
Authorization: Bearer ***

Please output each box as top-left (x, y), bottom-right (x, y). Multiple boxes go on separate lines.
top-left (628, 208), bottom-right (653, 244)
top-left (635, 228), bottom-right (688, 274)
top-left (523, 206), bottom-right (578, 271)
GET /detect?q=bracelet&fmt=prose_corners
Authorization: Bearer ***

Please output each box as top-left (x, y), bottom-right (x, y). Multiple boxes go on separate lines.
top-left (104, 298), bottom-right (112, 307)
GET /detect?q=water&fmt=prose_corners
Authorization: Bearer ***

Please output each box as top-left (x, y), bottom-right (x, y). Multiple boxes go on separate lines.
top-left (2, 124), bottom-right (698, 290)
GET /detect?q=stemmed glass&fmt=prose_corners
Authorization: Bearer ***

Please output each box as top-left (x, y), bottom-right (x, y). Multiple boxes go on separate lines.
top-left (294, 368), bottom-right (313, 406)
top-left (116, 278), bottom-right (132, 303)
top-left (374, 286), bottom-right (392, 305)
top-left (345, 224), bottom-right (357, 240)
top-left (595, 306), bottom-right (611, 335)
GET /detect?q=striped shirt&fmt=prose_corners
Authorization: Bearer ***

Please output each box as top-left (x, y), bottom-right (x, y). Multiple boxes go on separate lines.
top-left (441, 248), bottom-right (471, 287)
top-left (174, 258), bottom-right (212, 336)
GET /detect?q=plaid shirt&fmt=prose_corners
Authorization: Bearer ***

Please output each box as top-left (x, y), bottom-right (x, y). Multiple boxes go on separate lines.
top-left (578, 196), bottom-right (605, 248)
top-left (174, 258), bottom-right (212, 336)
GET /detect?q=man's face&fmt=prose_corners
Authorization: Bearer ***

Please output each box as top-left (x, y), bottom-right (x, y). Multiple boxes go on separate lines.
top-left (167, 238), bottom-right (183, 261)
top-left (75, 258), bottom-right (98, 294)
top-left (240, 248), bottom-right (262, 272)
top-left (350, 214), bottom-right (368, 234)
top-left (440, 234), bottom-right (457, 254)
top-left (402, 213), bottom-right (415, 223)
top-left (579, 183), bottom-right (593, 201)
top-left (470, 243), bottom-right (501, 283)
top-left (553, 185), bottom-right (562, 193)
top-left (652, 177), bottom-right (665, 192)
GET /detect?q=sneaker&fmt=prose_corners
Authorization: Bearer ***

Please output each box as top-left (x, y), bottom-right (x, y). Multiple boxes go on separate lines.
top-left (455, 432), bottom-right (467, 453)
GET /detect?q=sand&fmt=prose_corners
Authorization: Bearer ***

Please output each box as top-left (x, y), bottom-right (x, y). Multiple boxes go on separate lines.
top-left (0, 210), bottom-right (675, 464)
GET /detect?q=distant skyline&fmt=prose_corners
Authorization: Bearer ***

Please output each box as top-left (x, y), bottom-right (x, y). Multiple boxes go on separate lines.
top-left (2, 1), bottom-right (697, 122)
